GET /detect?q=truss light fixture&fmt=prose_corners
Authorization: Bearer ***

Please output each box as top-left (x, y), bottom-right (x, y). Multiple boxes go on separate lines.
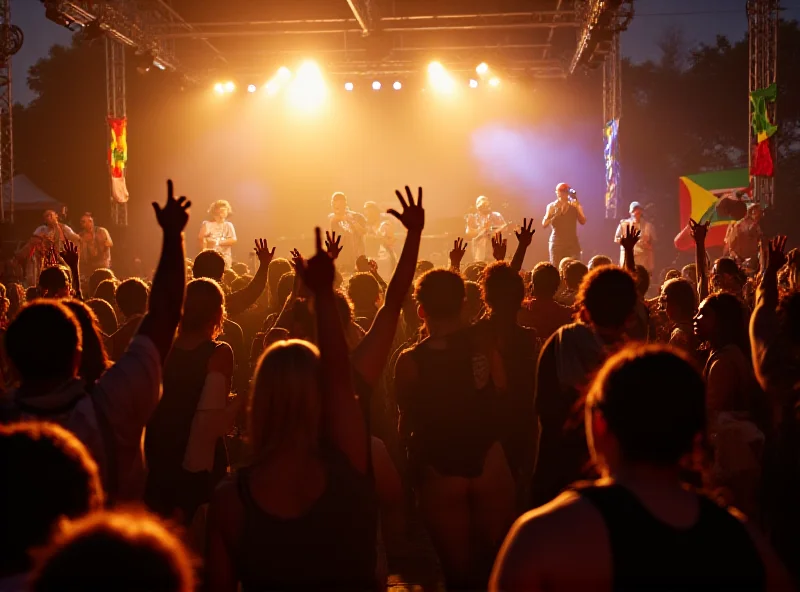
top-left (393, 81), bottom-right (402, 90)
top-left (372, 81), bottom-right (382, 90)
top-left (476, 62), bottom-right (489, 75)
top-left (488, 77), bottom-right (500, 88)
top-left (428, 61), bottom-right (456, 94)
top-left (344, 81), bottom-right (354, 91)
top-left (247, 84), bottom-right (257, 93)
top-left (213, 82), bottom-right (225, 95)
top-left (469, 79), bottom-right (479, 88)
top-left (224, 81), bottom-right (236, 93)
top-left (288, 61), bottom-right (327, 110)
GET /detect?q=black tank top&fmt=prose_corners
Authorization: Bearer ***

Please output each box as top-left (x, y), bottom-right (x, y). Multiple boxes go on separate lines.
top-left (235, 449), bottom-right (377, 591)
top-left (577, 483), bottom-right (765, 592)
top-left (550, 202), bottom-right (579, 247)
top-left (402, 329), bottom-right (499, 478)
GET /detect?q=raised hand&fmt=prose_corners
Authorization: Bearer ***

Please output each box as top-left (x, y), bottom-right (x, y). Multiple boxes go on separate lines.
top-left (387, 185), bottom-right (425, 233)
top-left (515, 218), bottom-right (536, 247)
top-left (152, 179), bottom-right (191, 233)
top-left (355, 255), bottom-right (371, 273)
top-left (254, 239), bottom-right (276, 267)
top-left (620, 225), bottom-right (641, 251)
top-left (289, 248), bottom-right (304, 270)
top-left (296, 228), bottom-right (335, 294)
top-left (491, 232), bottom-right (508, 261)
top-left (449, 237), bottom-right (468, 268)
top-left (766, 235), bottom-right (788, 273)
top-left (688, 218), bottom-right (709, 245)
top-left (60, 240), bottom-right (79, 269)
top-left (325, 231), bottom-right (343, 260)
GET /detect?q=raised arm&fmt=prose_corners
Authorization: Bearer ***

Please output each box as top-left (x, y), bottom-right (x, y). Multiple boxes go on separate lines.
top-left (136, 180), bottom-right (190, 362)
top-left (297, 228), bottom-right (367, 473)
top-left (449, 237), bottom-right (468, 272)
top-left (690, 219), bottom-right (710, 302)
top-left (510, 218), bottom-right (536, 273)
top-left (352, 186), bottom-right (424, 387)
top-left (59, 240), bottom-right (82, 300)
top-left (225, 239), bottom-right (274, 316)
top-left (619, 226), bottom-right (640, 273)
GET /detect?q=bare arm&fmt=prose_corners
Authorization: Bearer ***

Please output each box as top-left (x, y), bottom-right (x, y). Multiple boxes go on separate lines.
top-left (541, 203), bottom-right (554, 228)
top-left (136, 180), bottom-right (190, 362)
top-left (574, 200), bottom-right (587, 225)
top-left (352, 186), bottom-right (424, 387)
top-left (691, 219), bottom-right (710, 302)
top-left (225, 239), bottom-right (274, 316)
top-left (510, 218), bottom-right (536, 273)
top-left (299, 228), bottom-right (367, 473)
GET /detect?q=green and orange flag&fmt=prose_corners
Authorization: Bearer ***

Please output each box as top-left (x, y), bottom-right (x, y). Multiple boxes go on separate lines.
top-left (674, 168), bottom-right (750, 251)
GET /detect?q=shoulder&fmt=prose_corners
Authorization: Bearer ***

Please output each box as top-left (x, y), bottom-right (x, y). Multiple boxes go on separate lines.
top-left (394, 347), bottom-right (419, 383)
top-left (209, 342), bottom-right (235, 375)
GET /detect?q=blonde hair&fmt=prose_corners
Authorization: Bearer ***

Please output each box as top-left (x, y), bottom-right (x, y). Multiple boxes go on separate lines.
top-left (208, 200), bottom-right (232, 217)
top-left (248, 339), bottom-right (321, 458)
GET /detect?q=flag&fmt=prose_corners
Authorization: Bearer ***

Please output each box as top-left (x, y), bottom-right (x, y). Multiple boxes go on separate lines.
top-left (675, 168), bottom-right (750, 251)
top-left (108, 117), bottom-right (127, 178)
top-left (750, 84), bottom-right (777, 177)
top-left (604, 119), bottom-right (620, 219)
top-left (111, 176), bottom-right (129, 204)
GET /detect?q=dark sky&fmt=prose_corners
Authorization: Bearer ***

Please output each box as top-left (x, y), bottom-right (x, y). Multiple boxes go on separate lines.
top-left (12, 0), bottom-right (800, 105)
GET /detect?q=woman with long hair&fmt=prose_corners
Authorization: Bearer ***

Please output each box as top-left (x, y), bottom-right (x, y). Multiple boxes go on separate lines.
top-left (62, 300), bottom-right (111, 388)
top-left (144, 278), bottom-right (236, 525)
top-left (205, 229), bottom-right (375, 592)
top-left (491, 345), bottom-right (789, 591)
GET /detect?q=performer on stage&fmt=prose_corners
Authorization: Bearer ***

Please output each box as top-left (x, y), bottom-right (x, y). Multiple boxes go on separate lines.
top-left (614, 201), bottom-right (656, 274)
top-left (542, 182), bottom-right (586, 265)
top-left (723, 203), bottom-right (762, 264)
top-left (328, 192), bottom-right (367, 270)
top-left (465, 195), bottom-right (506, 262)
top-left (363, 201), bottom-right (397, 262)
top-left (19, 210), bottom-right (80, 286)
top-left (78, 212), bottom-right (113, 278)
top-left (198, 200), bottom-right (237, 268)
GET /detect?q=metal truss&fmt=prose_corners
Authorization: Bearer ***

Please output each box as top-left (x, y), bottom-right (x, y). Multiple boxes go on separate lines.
top-left (603, 33), bottom-right (622, 219)
top-left (0, 0), bottom-right (21, 223)
top-left (570, 0), bottom-right (633, 73)
top-left (747, 0), bottom-right (778, 207)
top-left (106, 36), bottom-right (127, 226)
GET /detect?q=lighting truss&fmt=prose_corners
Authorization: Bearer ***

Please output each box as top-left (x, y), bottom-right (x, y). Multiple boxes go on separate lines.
top-left (569, 0), bottom-right (633, 73)
top-left (0, 0), bottom-right (22, 223)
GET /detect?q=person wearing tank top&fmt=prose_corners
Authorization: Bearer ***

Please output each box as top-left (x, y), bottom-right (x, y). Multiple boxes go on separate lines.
top-left (542, 182), bottom-right (586, 266)
top-left (492, 345), bottom-right (790, 591)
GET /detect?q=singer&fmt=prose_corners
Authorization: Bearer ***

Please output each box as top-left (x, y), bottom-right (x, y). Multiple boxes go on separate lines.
top-left (542, 182), bottom-right (586, 265)
top-left (328, 191), bottom-right (367, 271)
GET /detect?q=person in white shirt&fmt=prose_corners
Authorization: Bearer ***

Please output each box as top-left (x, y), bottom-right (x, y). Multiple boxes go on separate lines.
top-left (199, 200), bottom-right (237, 268)
top-left (615, 201), bottom-right (656, 274)
top-left (78, 212), bottom-right (113, 279)
top-left (466, 195), bottom-right (506, 262)
top-left (21, 210), bottom-right (81, 286)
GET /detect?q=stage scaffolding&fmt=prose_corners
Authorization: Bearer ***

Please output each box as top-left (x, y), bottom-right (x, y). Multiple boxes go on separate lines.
top-left (747, 0), bottom-right (779, 208)
top-left (0, 0), bottom-right (22, 224)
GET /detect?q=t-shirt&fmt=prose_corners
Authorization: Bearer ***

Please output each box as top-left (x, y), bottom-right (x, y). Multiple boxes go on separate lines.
top-left (519, 298), bottom-right (575, 340)
top-left (200, 220), bottom-right (237, 267)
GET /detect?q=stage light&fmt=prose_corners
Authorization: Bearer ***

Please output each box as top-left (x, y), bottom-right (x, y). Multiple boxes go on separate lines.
top-left (153, 60), bottom-right (166, 71)
top-left (393, 81), bottom-right (402, 90)
top-left (372, 81), bottom-right (382, 90)
top-left (224, 81), bottom-right (235, 93)
top-left (469, 79), bottom-right (479, 88)
top-left (344, 81), bottom-right (354, 91)
top-left (488, 77), bottom-right (500, 87)
top-left (247, 84), bottom-right (257, 93)
top-left (288, 60), bottom-right (327, 110)
top-left (476, 62), bottom-right (489, 75)
top-left (264, 67), bottom-right (292, 95)
top-left (277, 66), bottom-right (292, 80)
top-left (427, 61), bottom-right (456, 94)
top-left (213, 82), bottom-right (225, 95)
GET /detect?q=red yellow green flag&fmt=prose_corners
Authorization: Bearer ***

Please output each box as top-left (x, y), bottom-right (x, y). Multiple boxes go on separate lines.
top-left (108, 116), bottom-right (127, 178)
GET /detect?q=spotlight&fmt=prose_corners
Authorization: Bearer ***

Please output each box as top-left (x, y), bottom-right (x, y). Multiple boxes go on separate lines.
top-left (427, 61), bottom-right (456, 94)
top-left (224, 81), bottom-right (235, 93)
top-left (277, 66), bottom-right (292, 80)
top-left (469, 79), bottom-right (479, 88)
top-left (344, 81), bottom-right (354, 91)
top-left (372, 81), bottom-right (382, 90)
top-left (45, 4), bottom-right (74, 29)
top-left (82, 20), bottom-right (105, 41)
top-left (488, 77), bottom-right (500, 87)
top-left (265, 67), bottom-right (292, 95)
top-left (213, 82), bottom-right (225, 95)
top-left (476, 62), bottom-right (489, 75)
top-left (393, 81), bottom-right (402, 90)
top-left (288, 60), bottom-right (327, 110)
top-left (153, 60), bottom-right (166, 71)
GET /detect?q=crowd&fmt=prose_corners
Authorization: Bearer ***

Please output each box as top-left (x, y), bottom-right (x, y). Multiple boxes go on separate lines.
top-left (0, 180), bottom-right (799, 591)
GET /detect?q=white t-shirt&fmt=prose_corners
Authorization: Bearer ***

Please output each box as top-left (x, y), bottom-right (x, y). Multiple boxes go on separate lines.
top-left (200, 220), bottom-right (237, 267)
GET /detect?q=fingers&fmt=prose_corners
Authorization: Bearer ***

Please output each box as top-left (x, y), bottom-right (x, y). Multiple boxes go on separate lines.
top-left (394, 189), bottom-right (409, 210)
top-left (315, 227), bottom-right (323, 253)
top-left (270, 247), bottom-right (276, 257)
top-left (167, 179), bottom-right (173, 201)
top-left (405, 185), bottom-right (414, 207)
top-left (417, 187), bottom-right (423, 207)
top-left (386, 208), bottom-right (401, 221)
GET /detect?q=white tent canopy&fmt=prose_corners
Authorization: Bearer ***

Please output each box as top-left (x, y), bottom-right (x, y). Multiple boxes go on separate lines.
top-left (2, 175), bottom-right (63, 212)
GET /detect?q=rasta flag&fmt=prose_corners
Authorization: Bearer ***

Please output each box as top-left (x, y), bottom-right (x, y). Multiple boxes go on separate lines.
top-left (108, 116), bottom-right (129, 203)
top-left (674, 168), bottom-right (750, 251)
top-left (750, 83), bottom-right (777, 177)
top-left (604, 119), bottom-right (620, 219)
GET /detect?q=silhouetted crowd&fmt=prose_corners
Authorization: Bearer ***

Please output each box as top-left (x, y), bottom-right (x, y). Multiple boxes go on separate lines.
top-left (1, 182), bottom-right (799, 591)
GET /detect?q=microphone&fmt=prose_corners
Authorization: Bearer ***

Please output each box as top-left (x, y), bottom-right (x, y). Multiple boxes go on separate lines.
top-left (568, 189), bottom-right (577, 196)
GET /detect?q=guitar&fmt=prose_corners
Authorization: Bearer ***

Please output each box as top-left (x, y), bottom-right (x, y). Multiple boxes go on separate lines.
top-left (466, 219), bottom-right (514, 242)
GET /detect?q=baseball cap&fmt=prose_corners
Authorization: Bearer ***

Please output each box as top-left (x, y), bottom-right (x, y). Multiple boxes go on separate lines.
top-left (629, 201), bottom-right (643, 214)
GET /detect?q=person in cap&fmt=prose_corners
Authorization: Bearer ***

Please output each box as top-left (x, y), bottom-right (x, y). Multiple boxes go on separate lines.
top-left (466, 195), bottom-right (507, 262)
top-left (543, 183), bottom-right (586, 265)
top-left (614, 201), bottom-right (656, 274)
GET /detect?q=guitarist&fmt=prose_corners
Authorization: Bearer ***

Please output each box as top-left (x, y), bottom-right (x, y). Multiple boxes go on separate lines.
top-left (465, 195), bottom-right (507, 262)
